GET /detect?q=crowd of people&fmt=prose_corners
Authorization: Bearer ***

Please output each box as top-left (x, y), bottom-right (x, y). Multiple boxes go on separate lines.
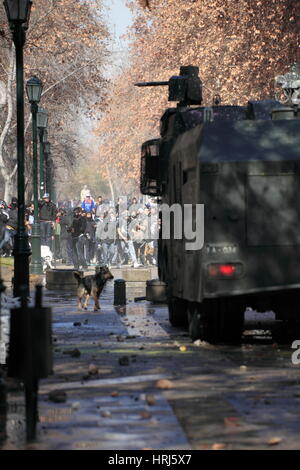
top-left (0, 188), bottom-right (159, 271)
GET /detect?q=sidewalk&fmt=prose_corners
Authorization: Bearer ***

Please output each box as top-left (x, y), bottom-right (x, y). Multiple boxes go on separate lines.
top-left (1, 280), bottom-right (191, 450)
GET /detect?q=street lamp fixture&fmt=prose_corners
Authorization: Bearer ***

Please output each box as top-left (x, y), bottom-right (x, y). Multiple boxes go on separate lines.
top-left (26, 75), bottom-right (42, 103)
top-left (3, 0), bottom-right (32, 28)
top-left (37, 107), bottom-right (48, 198)
top-left (26, 76), bottom-right (43, 276)
top-left (37, 107), bottom-right (48, 129)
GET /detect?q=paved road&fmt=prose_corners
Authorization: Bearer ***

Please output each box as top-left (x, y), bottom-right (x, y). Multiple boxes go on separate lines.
top-left (1, 281), bottom-right (300, 450)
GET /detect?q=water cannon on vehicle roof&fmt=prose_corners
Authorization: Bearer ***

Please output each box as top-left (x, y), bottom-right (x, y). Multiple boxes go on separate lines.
top-left (135, 65), bottom-right (203, 107)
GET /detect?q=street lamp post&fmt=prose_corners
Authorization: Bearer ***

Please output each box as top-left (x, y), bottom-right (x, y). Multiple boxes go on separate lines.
top-left (50, 158), bottom-right (56, 204)
top-left (3, 0), bottom-right (32, 298)
top-left (43, 140), bottom-right (51, 195)
top-left (26, 76), bottom-right (43, 275)
top-left (3, 0), bottom-right (38, 443)
top-left (37, 108), bottom-right (48, 199)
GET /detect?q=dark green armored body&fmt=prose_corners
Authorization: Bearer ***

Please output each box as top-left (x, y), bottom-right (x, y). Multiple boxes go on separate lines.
top-left (138, 65), bottom-right (300, 343)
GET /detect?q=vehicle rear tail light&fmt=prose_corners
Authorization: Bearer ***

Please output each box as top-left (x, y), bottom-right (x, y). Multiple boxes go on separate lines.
top-left (219, 264), bottom-right (236, 276)
top-left (207, 263), bottom-right (243, 279)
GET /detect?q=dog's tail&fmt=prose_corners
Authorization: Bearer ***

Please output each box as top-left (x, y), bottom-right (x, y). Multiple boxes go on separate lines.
top-left (73, 271), bottom-right (83, 283)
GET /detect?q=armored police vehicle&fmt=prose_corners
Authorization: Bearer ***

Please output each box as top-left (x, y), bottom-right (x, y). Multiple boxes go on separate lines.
top-left (136, 65), bottom-right (300, 343)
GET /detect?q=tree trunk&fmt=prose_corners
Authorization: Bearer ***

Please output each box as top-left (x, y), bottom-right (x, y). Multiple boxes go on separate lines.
top-left (0, 45), bottom-right (17, 203)
top-left (3, 177), bottom-right (14, 203)
top-left (105, 164), bottom-right (115, 201)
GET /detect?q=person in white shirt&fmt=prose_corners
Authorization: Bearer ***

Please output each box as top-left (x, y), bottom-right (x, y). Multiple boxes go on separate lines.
top-left (80, 185), bottom-right (91, 202)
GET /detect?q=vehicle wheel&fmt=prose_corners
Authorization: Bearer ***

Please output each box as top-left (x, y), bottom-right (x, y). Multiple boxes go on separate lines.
top-left (188, 298), bottom-right (244, 344)
top-left (188, 303), bottom-right (203, 341)
top-left (218, 297), bottom-right (245, 345)
top-left (187, 302), bottom-right (217, 343)
top-left (168, 297), bottom-right (188, 328)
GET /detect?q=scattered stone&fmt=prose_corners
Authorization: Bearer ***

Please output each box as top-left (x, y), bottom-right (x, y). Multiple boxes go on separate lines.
top-left (63, 348), bottom-right (81, 358)
top-left (146, 394), bottom-right (156, 406)
top-left (193, 339), bottom-right (211, 348)
top-left (240, 365), bottom-right (247, 371)
top-left (155, 379), bottom-right (174, 390)
top-left (116, 335), bottom-right (125, 342)
top-left (48, 390), bottom-right (67, 403)
top-left (71, 402), bottom-right (80, 410)
top-left (139, 410), bottom-right (152, 419)
top-left (73, 322), bottom-right (81, 327)
top-left (267, 437), bottom-right (282, 446)
top-left (100, 410), bottom-right (111, 418)
top-left (224, 416), bottom-right (241, 428)
top-left (211, 443), bottom-right (226, 450)
top-left (118, 356), bottom-right (129, 366)
top-left (88, 364), bottom-right (99, 376)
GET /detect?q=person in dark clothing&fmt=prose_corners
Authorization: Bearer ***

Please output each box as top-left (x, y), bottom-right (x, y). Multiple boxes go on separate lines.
top-left (39, 193), bottom-right (57, 248)
top-left (95, 196), bottom-right (106, 218)
top-left (70, 207), bottom-right (87, 270)
top-left (82, 211), bottom-right (96, 264)
top-left (7, 198), bottom-right (18, 229)
top-left (0, 198), bottom-right (18, 255)
top-left (59, 209), bottom-right (73, 264)
top-left (95, 210), bottom-right (107, 264)
top-left (0, 201), bottom-right (10, 255)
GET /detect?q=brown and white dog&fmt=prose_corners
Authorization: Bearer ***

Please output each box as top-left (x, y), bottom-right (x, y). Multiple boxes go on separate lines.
top-left (73, 266), bottom-right (114, 311)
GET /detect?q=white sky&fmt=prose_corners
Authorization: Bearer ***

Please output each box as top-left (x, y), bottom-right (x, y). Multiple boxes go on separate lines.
top-left (104, 0), bottom-right (133, 52)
